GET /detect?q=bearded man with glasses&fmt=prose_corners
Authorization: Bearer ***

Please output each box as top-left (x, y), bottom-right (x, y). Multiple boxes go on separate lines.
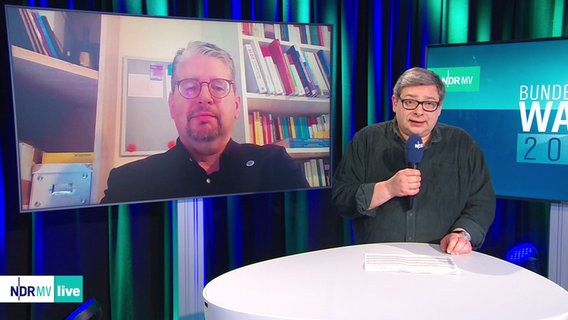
top-left (101, 41), bottom-right (309, 204)
top-left (332, 67), bottom-right (495, 255)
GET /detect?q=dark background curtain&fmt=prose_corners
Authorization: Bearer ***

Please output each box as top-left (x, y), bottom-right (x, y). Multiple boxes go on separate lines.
top-left (1, 0), bottom-right (564, 319)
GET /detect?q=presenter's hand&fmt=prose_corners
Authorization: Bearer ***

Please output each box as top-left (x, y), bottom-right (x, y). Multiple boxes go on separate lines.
top-left (386, 168), bottom-right (421, 197)
top-left (440, 232), bottom-right (472, 255)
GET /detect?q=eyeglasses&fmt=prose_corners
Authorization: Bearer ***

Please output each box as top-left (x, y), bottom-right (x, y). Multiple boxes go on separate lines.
top-left (399, 99), bottom-right (440, 112)
top-left (176, 78), bottom-right (234, 99)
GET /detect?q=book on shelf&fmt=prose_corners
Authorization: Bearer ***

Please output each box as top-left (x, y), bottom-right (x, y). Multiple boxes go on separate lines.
top-left (262, 114), bottom-right (271, 144)
top-left (253, 111), bottom-right (265, 145)
top-left (242, 22), bottom-right (253, 35)
top-left (304, 50), bottom-right (330, 96)
top-left (288, 116), bottom-right (297, 138)
top-left (303, 161), bottom-right (314, 187)
top-left (310, 159), bottom-right (321, 187)
top-left (295, 24), bottom-right (309, 44)
top-left (251, 23), bottom-right (264, 37)
top-left (22, 8), bottom-right (48, 55)
top-left (268, 39), bottom-right (296, 95)
top-left (276, 116), bottom-right (285, 141)
top-left (299, 50), bottom-right (324, 96)
top-left (263, 23), bottom-right (276, 39)
top-left (300, 158), bottom-right (330, 188)
top-left (280, 116), bottom-right (290, 139)
top-left (310, 51), bottom-right (330, 90)
top-left (274, 138), bottom-right (330, 148)
top-left (11, 8), bottom-right (71, 61)
top-left (279, 24), bottom-right (290, 41)
top-left (40, 15), bottom-right (65, 59)
top-left (250, 41), bottom-right (277, 94)
top-left (41, 152), bottom-right (94, 164)
top-left (322, 26), bottom-right (331, 48)
top-left (260, 44), bottom-right (285, 95)
top-left (286, 54), bottom-right (303, 96)
top-left (243, 43), bottom-right (268, 94)
top-left (308, 25), bottom-right (321, 46)
top-left (316, 50), bottom-right (331, 81)
top-left (296, 117), bottom-right (308, 139)
top-left (252, 113), bottom-right (330, 141)
top-left (248, 113), bottom-right (255, 143)
top-left (286, 45), bottom-right (317, 97)
top-left (317, 158), bottom-right (328, 187)
top-left (28, 9), bottom-right (57, 57)
top-left (32, 10), bottom-right (59, 58)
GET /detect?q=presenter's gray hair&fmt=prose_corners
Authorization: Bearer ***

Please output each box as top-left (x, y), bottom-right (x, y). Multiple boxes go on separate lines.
top-left (171, 41), bottom-right (236, 92)
top-left (393, 67), bottom-right (446, 102)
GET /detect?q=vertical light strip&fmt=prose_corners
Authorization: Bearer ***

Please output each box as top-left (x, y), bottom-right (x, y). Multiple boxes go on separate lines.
top-left (259, 0), bottom-right (277, 21)
top-left (476, 0), bottom-right (491, 41)
top-left (125, 0), bottom-right (143, 14)
top-left (171, 202), bottom-right (179, 320)
top-left (367, 1), bottom-right (378, 124)
top-left (227, 196), bottom-right (243, 269)
top-left (231, 0), bottom-right (242, 19)
top-left (284, 192), bottom-right (309, 254)
top-left (387, 1), bottom-right (396, 120)
top-left (282, 0), bottom-right (291, 21)
top-left (530, 1), bottom-right (553, 38)
top-left (552, 0), bottom-right (565, 36)
top-left (109, 205), bottom-right (133, 320)
top-left (295, 0), bottom-right (311, 22)
top-left (162, 203), bottom-right (172, 320)
top-left (281, 0), bottom-right (310, 255)
top-left (447, 0), bottom-right (468, 43)
top-left (146, 1), bottom-right (168, 16)
top-left (341, 1), bottom-right (354, 152)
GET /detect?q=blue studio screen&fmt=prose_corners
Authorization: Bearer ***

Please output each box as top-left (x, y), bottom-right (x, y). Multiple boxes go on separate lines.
top-left (427, 38), bottom-right (568, 202)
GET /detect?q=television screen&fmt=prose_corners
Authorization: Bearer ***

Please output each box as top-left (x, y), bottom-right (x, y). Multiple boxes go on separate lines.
top-left (5, 5), bottom-right (333, 212)
top-left (427, 38), bottom-right (568, 202)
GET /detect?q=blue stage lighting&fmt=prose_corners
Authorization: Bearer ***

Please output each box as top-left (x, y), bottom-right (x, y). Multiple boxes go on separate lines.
top-left (506, 243), bottom-right (537, 264)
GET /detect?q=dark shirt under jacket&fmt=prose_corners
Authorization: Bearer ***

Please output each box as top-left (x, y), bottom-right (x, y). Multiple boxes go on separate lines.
top-left (332, 119), bottom-right (496, 248)
top-left (101, 139), bottom-right (310, 204)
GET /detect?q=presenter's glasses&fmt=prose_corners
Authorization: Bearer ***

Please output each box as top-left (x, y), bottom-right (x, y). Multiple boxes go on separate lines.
top-left (400, 99), bottom-right (440, 112)
top-left (176, 78), bottom-right (234, 99)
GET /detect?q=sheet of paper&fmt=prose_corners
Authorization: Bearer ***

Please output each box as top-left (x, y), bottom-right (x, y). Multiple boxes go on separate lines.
top-left (128, 73), bottom-right (163, 98)
top-left (364, 253), bottom-right (461, 275)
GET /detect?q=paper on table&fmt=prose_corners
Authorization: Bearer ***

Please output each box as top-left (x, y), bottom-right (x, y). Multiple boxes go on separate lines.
top-left (364, 253), bottom-right (461, 275)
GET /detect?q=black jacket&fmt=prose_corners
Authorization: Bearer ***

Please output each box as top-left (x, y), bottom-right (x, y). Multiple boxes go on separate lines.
top-left (101, 139), bottom-right (310, 204)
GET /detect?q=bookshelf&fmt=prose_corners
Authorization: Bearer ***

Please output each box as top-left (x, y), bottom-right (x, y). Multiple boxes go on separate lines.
top-left (11, 45), bottom-right (99, 153)
top-left (9, 7), bottom-right (101, 153)
top-left (237, 22), bottom-right (332, 187)
top-left (238, 22), bottom-right (331, 161)
top-left (8, 7), bottom-right (101, 209)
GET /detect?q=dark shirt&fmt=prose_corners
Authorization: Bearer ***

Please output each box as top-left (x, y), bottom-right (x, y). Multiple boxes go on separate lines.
top-left (101, 139), bottom-right (310, 204)
top-left (332, 120), bottom-right (495, 248)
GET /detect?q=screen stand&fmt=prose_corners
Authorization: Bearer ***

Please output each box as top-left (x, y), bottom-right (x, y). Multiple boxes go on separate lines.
top-left (549, 202), bottom-right (568, 291)
top-left (176, 198), bottom-right (205, 319)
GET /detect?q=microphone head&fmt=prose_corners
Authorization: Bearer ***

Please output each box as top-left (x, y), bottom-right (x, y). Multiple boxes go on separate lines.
top-left (405, 134), bottom-right (424, 164)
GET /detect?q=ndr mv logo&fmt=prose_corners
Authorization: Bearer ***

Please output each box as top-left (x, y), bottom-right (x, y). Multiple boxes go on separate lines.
top-left (429, 67), bottom-right (481, 92)
top-left (0, 275), bottom-right (83, 303)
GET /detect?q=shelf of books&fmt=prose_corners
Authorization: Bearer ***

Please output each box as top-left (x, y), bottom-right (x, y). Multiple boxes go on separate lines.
top-left (7, 7), bottom-right (101, 209)
top-left (239, 21), bottom-right (331, 175)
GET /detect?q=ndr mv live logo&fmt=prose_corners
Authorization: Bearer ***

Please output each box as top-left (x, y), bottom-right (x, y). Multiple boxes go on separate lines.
top-left (0, 276), bottom-right (83, 303)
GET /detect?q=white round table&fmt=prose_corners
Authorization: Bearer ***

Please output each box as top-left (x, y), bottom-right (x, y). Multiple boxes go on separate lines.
top-left (203, 242), bottom-right (568, 319)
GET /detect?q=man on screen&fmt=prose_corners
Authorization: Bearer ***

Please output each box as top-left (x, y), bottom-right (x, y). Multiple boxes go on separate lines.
top-left (101, 41), bottom-right (309, 204)
top-left (332, 67), bottom-right (495, 255)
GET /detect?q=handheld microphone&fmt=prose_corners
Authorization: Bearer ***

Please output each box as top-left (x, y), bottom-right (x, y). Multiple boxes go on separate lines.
top-left (405, 134), bottom-right (424, 210)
